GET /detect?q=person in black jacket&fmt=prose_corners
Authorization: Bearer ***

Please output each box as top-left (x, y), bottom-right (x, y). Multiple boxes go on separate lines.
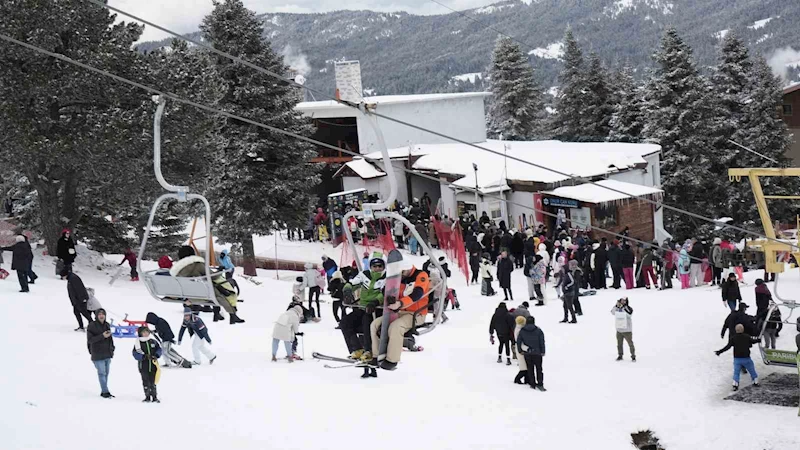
top-left (57, 229), bottom-right (77, 278)
top-left (721, 303), bottom-right (755, 340)
top-left (715, 323), bottom-right (760, 390)
top-left (145, 312), bottom-right (176, 367)
top-left (560, 260), bottom-right (579, 323)
top-left (496, 251), bottom-right (515, 301)
top-left (86, 309), bottom-right (115, 398)
top-left (620, 244), bottom-right (635, 290)
top-left (593, 241), bottom-right (608, 289)
top-left (489, 302), bottom-right (516, 365)
top-left (753, 279), bottom-right (772, 322)
top-left (1, 235), bottom-right (33, 292)
top-left (720, 273), bottom-right (741, 311)
top-left (328, 271), bottom-right (346, 324)
top-left (517, 316), bottom-right (546, 391)
top-left (511, 232), bottom-right (524, 269)
top-left (607, 240), bottom-right (622, 289)
top-left (132, 326), bottom-right (163, 402)
top-left (62, 267), bottom-right (92, 331)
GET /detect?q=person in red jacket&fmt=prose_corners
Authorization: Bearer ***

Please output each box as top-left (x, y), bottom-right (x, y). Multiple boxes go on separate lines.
top-left (119, 249), bottom-right (138, 281)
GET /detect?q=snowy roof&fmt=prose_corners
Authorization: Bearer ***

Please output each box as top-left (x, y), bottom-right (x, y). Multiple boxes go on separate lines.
top-left (327, 187), bottom-right (367, 198)
top-left (542, 179), bottom-right (663, 205)
top-left (296, 92), bottom-right (490, 113)
top-left (783, 82), bottom-right (800, 96)
top-left (363, 140), bottom-right (661, 191)
top-left (333, 158), bottom-right (386, 179)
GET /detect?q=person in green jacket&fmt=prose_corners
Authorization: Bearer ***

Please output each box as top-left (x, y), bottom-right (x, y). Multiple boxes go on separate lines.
top-left (339, 258), bottom-right (387, 362)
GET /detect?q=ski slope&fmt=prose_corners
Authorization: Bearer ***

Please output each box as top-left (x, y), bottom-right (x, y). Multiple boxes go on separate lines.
top-left (2, 244), bottom-right (800, 450)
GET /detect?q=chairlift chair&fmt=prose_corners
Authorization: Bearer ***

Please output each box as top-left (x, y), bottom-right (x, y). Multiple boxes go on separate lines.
top-left (756, 274), bottom-right (799, 368)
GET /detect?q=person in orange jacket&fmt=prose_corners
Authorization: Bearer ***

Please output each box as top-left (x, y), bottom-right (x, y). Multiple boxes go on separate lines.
top-left (368, 264), bottom-right (430, 371)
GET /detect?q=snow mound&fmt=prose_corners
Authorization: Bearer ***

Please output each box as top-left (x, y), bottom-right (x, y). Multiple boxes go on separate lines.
top-left (451, 72), bottom-right (482, 83)
top-left (528, 42), bottom-right (564, 60)
top-left (748, 17), bottom-right (774, 30)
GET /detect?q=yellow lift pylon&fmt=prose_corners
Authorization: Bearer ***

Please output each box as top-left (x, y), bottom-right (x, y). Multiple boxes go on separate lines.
top-left (728, 168), bottom-right (800, 273)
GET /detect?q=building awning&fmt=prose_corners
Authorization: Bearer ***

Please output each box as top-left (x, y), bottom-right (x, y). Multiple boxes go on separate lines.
top-left (542, 179), bottom-right (663, 206)
top-left (333, 158), bottom-right (386, 179)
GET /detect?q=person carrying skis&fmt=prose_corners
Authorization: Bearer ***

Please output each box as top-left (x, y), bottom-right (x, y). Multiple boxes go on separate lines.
top-left (611, 298), bottom-right (636, 361)
top-left (715, 324), bottom-right (760, 391)
top-left (178, 307), bottom-right (216, 365)
top-left (340, 258), bottom-right (386, 362)
top-left (721, 272), bottom-right (742, 311)
top-left (272, 304), bottom-right (303, 362)
top-left (57, 229), bottom-right (77, 277)
top-left (119, 248), bottom-right (138, 281)
top-left (132, 326), bottom-right (162, 402)
top-left (517, 316), bottom-right (546, 391)
top-left (145, 312), bottom-right (176, 367)
top-left (1, 235), bottom-right (33, 293)
top-left (489, 302), bottom-right (516, 365)
top-left (368, 263), bottom-right (430, 371)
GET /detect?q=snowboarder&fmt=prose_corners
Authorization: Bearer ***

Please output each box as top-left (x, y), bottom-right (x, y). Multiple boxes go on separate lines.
top-left (118, 248), bottom-right (138, 281)
top-left (145, 312), bottom-right (176, 367)
top-left (715, 324), bottom-right (760, 391)
top-left (340, 258), bottom-right (386, 362)
top-left (497, 251), bottom-right (514, 301)
top-left (479, 253), bottom-right (496, 296)
top-left (272, 304), bottom-right (302, 362)
top-left (132, 326), bottom-right (162, 402)
top-left (611, 298), bottom-right (636, 361)
top-left (57, 229), bottom-right (77, 277)
top-left (560, 260), bottom-right (579, 324)
top-left (517, 316), bottom-right (546, 391)
top-left (178, 307), bottom-right (216, 365)
top-left (1, 235), bottom-right (33, 292)
top-left (721, 272), bottom-right (742, 311)
top-left (490, 302), bottom-right (516, 365)
top-left (62, 267), bottom-right (92, 330)
top-left (86, 309), bottom-right (115, 398)
top-left (513, 315), bottom-right (528, 384)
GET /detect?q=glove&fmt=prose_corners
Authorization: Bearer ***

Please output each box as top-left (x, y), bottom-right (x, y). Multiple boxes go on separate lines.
top-left (714, 351), bottom-right (721, 356)
top-left (365, 304), bottom-right (375, 315)
top-left (207, 339), bottom-right (212, 345)
top-left (177, 341), bottom-right (182, 345)
top-left (490, 335), bottom-right (495, 345)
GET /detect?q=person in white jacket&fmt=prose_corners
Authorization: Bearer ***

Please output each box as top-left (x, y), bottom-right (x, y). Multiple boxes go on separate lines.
top-left (272, 305), bottom-right (303, 362)
top-left (611, 298), bottom-right (636, 362)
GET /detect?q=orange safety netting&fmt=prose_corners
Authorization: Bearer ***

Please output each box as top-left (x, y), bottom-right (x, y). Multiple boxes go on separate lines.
top-left (339, 218), bottom-right (396, 269)
top-left (432, 219), bottom-right (469, 283)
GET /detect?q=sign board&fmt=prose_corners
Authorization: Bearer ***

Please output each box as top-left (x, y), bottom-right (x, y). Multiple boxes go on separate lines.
top-left (764, 348), bottom-right (798, 366)
top-left (571, 206), bottom-right (592, 230)
top-left (328, 188), bottom-right (369, 246)
top-left (542, 196), bottom-right (579, 209)
top-left (335, 61), bottom-right (363, 103)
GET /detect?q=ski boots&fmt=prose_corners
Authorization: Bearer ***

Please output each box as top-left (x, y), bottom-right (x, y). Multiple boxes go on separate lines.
top-left (359, 351), bottom-right (372, 363)
top-left (349, 349), bottom-right (364, 360)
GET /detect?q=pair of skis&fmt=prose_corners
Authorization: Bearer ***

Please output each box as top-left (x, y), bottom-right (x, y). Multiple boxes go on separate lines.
top-left (312, 352), bottom-right (378, 369)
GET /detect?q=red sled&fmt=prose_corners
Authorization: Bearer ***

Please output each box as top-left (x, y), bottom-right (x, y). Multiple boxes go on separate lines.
top-left (0, 268), bottom-right (9, 280)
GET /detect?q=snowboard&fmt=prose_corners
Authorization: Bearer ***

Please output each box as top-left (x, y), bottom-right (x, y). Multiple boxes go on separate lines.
top-left (377, 249), bottom-right (404, 364)
top-left (108, 267), bottom-right (126, 286)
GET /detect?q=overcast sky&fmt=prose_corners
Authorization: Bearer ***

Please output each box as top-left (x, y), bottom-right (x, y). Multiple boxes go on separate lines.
top-left (108, 0), bottom-right (493, 42)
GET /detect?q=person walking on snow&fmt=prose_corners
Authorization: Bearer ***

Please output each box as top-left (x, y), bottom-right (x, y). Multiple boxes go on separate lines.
top-left (272, 304), bottom-right (303, 362)
top-left (721, 272), bottom-right (742, 311)
top-left (497, 251), bottom-right (514, 301)
top-left (490, 302), bottom-right (516, 365)
top-left (715, 323), bottom-right (760, 391)
top-left (57, 229), bottom-right (77, 277)
top-left (178, 307), bottom-right (216, 365)
top-left (479, 253), bottom-right (496, 296)
top-left (513, 315), bottom-right (528, 384)
top-left (710, 238), bottom-right (724, 285)
top-left (1, 235), bottom-right (33, 292)
top-left (754, 279), bottom-right (772, 323)
top-left (132, 326), bottom-right (162, 402)
top-left (612, 298), bottom-right (636, 361)
top-left (620, 243), bottom-right (635, 290)
top-left (531, 254), bottom-right (547, 305)
top-left (62, 267), bottom-right (92, 330)
top-left (118, 248), bottom-right (138, 281)
top-left (304, 262), bottom-right (323, 318)
top-left (86, 308), bottom-right (115, 398)
top-left (560, 260), bottom-right (579, 323)
top-left (517, 316), bottom-right (546, 391)
top-left (688, 239), bottom-right (705, 287)
top-left (677, 245), bottom-right (691, 289)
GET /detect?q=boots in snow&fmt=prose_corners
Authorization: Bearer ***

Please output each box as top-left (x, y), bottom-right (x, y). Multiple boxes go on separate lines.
top-left (616, 356), bottom-right (623, 361)
top-left (209, 355), bottom-right (217, 365)
top-left (271, 355), bottom-right (277, 362)
top-left (230, 308), bottom-right (246, 324)
top-left (559, 319), bottom-right (568, 323)
top-left (536, 300), bottom-right (544, 306)
top-left (142, 386), bottom-right (151, 403)
top-left (536, 385), bottom-right (547, 392)
top-left (151, 385), bottom-right (160, 403)
top-left (514, 372), bottom-right (526, 384)
top-left (569, 318), bottom-right (578, 324)
top-left (506, 357), bottom-right (512, 366)
top-left (497, 355), bottom-right (502, 363)
top-left (361, 368), bottom-right (378, 378)
top-left (631, 355), bottom-right (636, 362)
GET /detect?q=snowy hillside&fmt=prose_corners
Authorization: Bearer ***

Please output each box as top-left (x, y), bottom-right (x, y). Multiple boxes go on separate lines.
top-left (3, 241), bottom-right (800, 450)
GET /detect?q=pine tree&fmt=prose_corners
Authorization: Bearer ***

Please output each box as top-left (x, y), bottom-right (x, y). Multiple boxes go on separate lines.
top-left (581, 53), bottom-right (614, 141)
top-left (486, 36), bottom-right (543, 140)
top-left (608, 66), bottom-right (645, 143)
top-left (551, 28), bottom-right (587, 141)
top-left (642, 28), bottom-right (720, 239)
top-left (201, 0), bottom-right (320, 275)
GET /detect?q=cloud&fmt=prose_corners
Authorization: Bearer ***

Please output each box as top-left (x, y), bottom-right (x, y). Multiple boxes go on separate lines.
top-left (766, 46), bottom-right (800, 81)
top-left (281, 45), bottom-right (311, 76)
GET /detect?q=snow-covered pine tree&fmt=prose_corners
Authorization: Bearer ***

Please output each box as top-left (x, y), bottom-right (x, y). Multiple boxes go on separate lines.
top-left (201, 0), bottom-right (320, 275)
top-left (487, 36), bottom-right (543, 140)
top-left (608, 66), bottom-right (645, 143)
top-left (550, 28), bottom-right (586, 141)
top-left (642, 28), bottom-right (720, 239)
top-left (581, 53), bottom-right (614, 141)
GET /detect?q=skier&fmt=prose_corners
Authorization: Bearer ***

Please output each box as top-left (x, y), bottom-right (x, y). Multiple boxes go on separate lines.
top-left (57, 229), bottom-right (77, 277)
top-left (272, 304), bottom-right (303, 362)
top-left (368, 263), bottom-right (430, 370)
top-left (178, 307), bottom-right (217, 365)
top-left (513, 315), bottom-right (528, 384)
top-left (620, 243), bottom-right (635, 290)
top-left (608, 240), bottom-right (622, 289)
top-left (118, 248), bottom-right (138, 281)
top-left (497, 250), bottom-right (514, 301)
top-left (145, 312), bottom-right (176, 367)
top-left (721, 272), bottom-right (742, 311)
top-left (340, 258), bottom-right (386, 362)
top-left (62, 267), bottom-right (92, 331)
top-left (132, 326), bottom-right (162, 402)
top-left (517, 316), bottom-right (546, 391)
top-left (479, 253), bottom-right (496, 296)
top-left (86, 309), bottom-right (115, 398)
top-left (611, 298), bottom-right (636, 361)
top-left (1, 235), bottom-right (33, 292)
top-left (560, 260), bottom-right (579, 324)
top-left (754, 279), bottom-right (772, 322)
top-left (715, 324), bottom-right (760, 391)
top-left (490, 302), bottom-right (516, 366)
top-left (328, 271), bottom-right (346, 324)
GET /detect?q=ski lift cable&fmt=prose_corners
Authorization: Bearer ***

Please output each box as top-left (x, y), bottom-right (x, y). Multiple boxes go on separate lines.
top-left (0, 31), bottom-right (711, 267)
top-left (728, 140), bottom-right (780, 165)
top-left (75, 0), bottom-right (800, 250)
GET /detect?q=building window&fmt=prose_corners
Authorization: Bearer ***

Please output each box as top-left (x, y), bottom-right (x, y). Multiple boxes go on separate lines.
top-left (595, 204), bottom-right (618, 229)
top-left (783, 104), bottom-right (793, 116)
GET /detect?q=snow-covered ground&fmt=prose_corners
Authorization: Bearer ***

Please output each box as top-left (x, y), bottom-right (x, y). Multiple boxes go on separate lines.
top-left (2, 242), bottom-right (800, 450)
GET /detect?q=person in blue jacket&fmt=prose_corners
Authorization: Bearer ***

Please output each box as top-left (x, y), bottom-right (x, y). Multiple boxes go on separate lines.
top-left (132, 326), bottom-right (162, 402)
top-left (178, 308), bottom-right (216, 365)
top-left (219, 249), bottom-right (240, 296)
top-left (321, 255), bottom-right (338, 282)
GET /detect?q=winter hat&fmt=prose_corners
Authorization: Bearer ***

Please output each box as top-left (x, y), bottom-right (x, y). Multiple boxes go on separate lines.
top-left (292, 305), bottom-right (304, 317)
top-left (62, 228), bottom-right (71, 235)
top-left (613, 239), bottom-right (619, 246)
top-left (177, 245), bottom-right (195, 260)
top-left (331, 270), bottom-right (343, 281)
top-left (713, 237), bottom-right (722, 245)
top-left (568, 259), bottom-right (578, 270)
top-left (15, 235), bottom-right (24, 243)
top-left (525, 229), bottom-right (534, 238)
top-left (137, 326), bottom-right (150, 337)
top-left (295, 276), bottom-right (304, 283)
top-left (158, 255), bottom-right (173, 269)
top-left (522, 301), bottom-right (530, 308)
top-left (515, 315), bottom-right (526, 326)
top-left (554, 241), bottom-right (561, 247)
top-left (526, 316), bottom-right (536, 325)
top-left (183, 307), bottom-right (193, 316)
top-left (96, 308), bottom-right (106, 317)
